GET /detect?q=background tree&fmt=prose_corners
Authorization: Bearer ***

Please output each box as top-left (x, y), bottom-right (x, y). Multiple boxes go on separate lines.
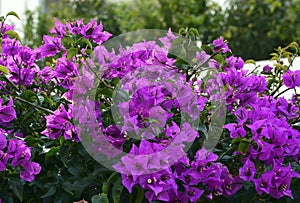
top-left (23, 8), bottom-right (51, 48)
top-left (224, 0), bottom-right (300, 60)
top-left (23, 0), bottom-right (224, 48)
top-left (22, 0), bottom-right (300, 60)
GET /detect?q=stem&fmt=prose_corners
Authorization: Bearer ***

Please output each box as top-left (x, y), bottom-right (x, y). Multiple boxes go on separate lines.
top-left (79, 49), bottom-right (113, 89)
top-left (12, 55), bottom-right (22, 91)
top-left (218, 146), bottom-right (235, 161)
top-left (287, 54), bottom-right (297, 70)
top-left (0, 75), bottom-right (19, 92)
top-left (0, 83), bottom-right (11, 93)
top-left (246, 65), bottom-right (260, 76)
top-left (270, 81), bottom-right (283, 96)
top-left (15, 97), bottom-right (54, 114)
top-left (186, 51), bottom-right (219, 82)
top-left (0, 16), bottom-right (7, 36)
top-left (274, 88), bottom-right (291, 99)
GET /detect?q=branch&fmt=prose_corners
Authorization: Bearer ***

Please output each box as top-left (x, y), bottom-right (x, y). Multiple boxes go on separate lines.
top-left (15, 97), bottom-right (54, 114)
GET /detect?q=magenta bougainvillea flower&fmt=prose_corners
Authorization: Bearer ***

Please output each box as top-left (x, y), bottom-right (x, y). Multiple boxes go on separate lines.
top-left (42, 104), bottom-right (79, 141)
top-left (20, 161), bottom-right (41, 182)
top-left (283, 70), bottom-right (300, 88)
top-left (40, 35), bottom-right (64, 57)
top-left (0, 129), bottom-right (41, 182)
top-left (212, 36), bottom-right (231, 53)
top-left (263, 64), bottom-right (273, 73)
top-left (81, 20), bottom-right (112, 44)
top-left (239, 159), bottom-right (256, 181)
top-left (49, 17), bottom-right (66, 38)
top-left (0, 97), bottom-right (16, 128)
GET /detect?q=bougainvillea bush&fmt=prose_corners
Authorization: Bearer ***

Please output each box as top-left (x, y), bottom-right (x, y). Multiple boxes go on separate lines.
top-left (0, 11), bottom-right (300, 203)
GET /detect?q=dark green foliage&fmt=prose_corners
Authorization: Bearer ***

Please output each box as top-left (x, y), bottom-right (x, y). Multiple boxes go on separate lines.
top-left (224, 0), bottom-right (300, 60)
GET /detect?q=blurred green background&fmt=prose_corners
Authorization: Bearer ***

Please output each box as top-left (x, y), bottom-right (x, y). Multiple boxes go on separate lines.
top-left (23, 0), bottom-right (300, 60)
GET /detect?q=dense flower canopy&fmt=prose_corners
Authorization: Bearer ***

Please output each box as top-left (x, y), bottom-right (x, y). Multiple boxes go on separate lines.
top-left (0, 14), bottom-right (299, 202)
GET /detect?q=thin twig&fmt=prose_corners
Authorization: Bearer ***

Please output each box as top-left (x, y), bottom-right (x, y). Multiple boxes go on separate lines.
top-left (12, 55), bottom-right (22, 91)
top-left (1, 75), bottom-right (19, 92)
top-left (270, 81), bottom-right (283, 96)
top-left (274, 88), bottom-right (291, 99)
top-left (15, 97), bottom-right (54, 114)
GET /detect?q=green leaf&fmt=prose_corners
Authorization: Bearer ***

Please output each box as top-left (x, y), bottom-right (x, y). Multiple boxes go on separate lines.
top-left (111, 77), bottom-right (120, 87)
top-left (189, 28), bottom-right (200, 37)
top-left (102, 172), bottom-right (120, 194)
top-left (41, 186), bottom-right (56, 198)
top-left (244, 59), bottom-right (256, 65)
top-left (79, 38), bottom-right (93, 49)
top-left (91, 168), bottom-right (113, 177)
top-left (85, 49), bottom-right (93, 55)
top-left (67, 47), bottom-right (78, 60)
top-left (0, 65), bottom-right (8, 74)
top-left (102, 182), bottom-right (109, 195)
top-left (6, 11), bottom-right (20, 20)
top-left (171, 38), bottom-right (185, 48)
top-left (201, 45), bottom-right (213, 55)
top-left (91, 193), bottom-right (109, 203)
top-left (112, 177), bottom-right (124, 203)
top-left (9, 177), bottom-right (24, 201)
top-left (45, 146), bottom-right (60, 161)
top-left (72, 177), bottom-right (91, 196)
top-left (178, 27), bottom-right (188, 36)
top-left (61, 181), bottom-right (73, 195)
top-left (197, 124), bottom-right (208, 139)
top-left (167, 52), bottom-right (177, 59)
top-left (1, 195), bottom-right (13, 203)
top-left (107, 172), bottom-right (120, 186)
top-left (212, 54), bottom-right (224, 64)
top-left (173, 58), bottom-right (189, 69)
top-left (101, 88), bottom-right (114, 98)
top-left (5, 30), bottom-right (21, 41)
top-left (22, 111), bottom-right (35, 122)
top-left (238, 140), bottom-right (250, 154)
top-left (134, 186), bottom-right (144, 203)
top-left (67, 159), bottom-right (85, 177)
top-left (23, 89), bottom-right (39, 102)
top-left (200, 73), bottom-right (214, 92)
top-left (61, 37), bottom-right (72, 48)
top-left (232, 138), bottom-right (241, 144)
top-left (43, 94), bottom-right (54, 106)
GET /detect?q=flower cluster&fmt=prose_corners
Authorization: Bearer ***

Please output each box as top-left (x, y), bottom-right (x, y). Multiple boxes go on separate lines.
top-left (42, 104), bottom-right (79, 141)
top-left (0, 94), bottom-right (41, 182)
top-left (0, 128), bottom-right (41, 182)
top-left (39, 18), bottom-right (113, 141)
top-left (75, 27), bottom-right (300, 201)
top-left (117, 147), bottom-right (243, 203)
top-left (112, 36), bottom-right (300, 201)
top-left (0, 24), bottom-right (44, 184)
top-left (213, 39), bottom-right (300, 199)
top-left (1, 16), bottom-right (299, 202)
top-left (1, 34), bottom-right (39, 88)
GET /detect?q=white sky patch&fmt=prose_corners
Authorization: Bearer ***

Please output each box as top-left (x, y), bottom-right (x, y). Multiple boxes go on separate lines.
top-left (0, 0), bottom-right (40, 37)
